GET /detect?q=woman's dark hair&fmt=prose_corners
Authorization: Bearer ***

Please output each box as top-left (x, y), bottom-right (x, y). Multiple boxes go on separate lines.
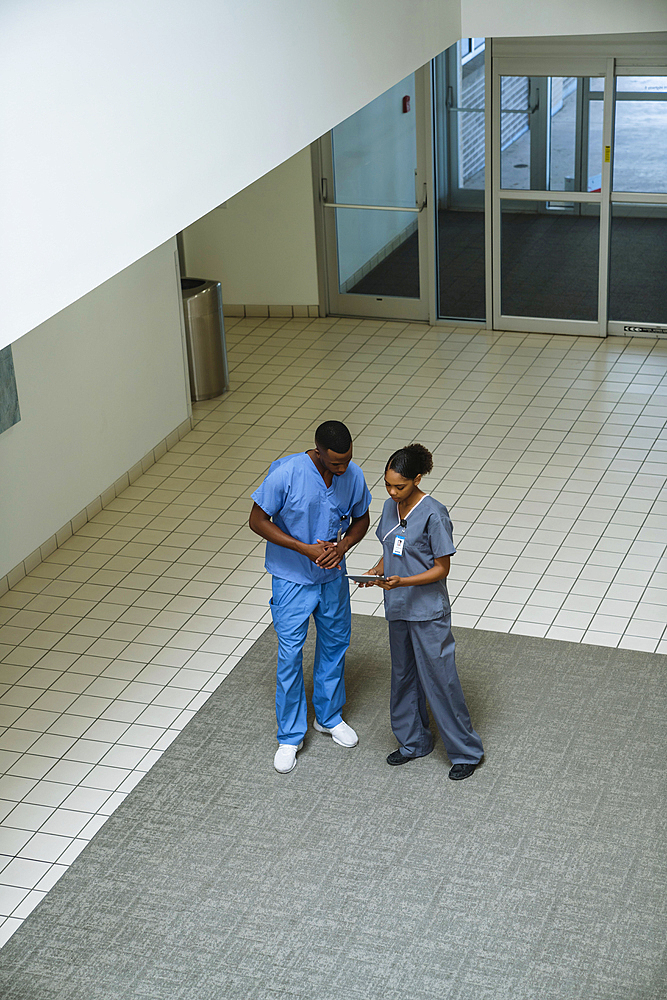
top-left (315, 420), bottom-right (352, 454)
top-left (385, 443), bottom-right (433, 480)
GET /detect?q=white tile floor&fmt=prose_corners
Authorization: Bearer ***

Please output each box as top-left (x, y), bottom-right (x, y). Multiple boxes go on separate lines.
top-left (1, 316), bottom-right (666, 945)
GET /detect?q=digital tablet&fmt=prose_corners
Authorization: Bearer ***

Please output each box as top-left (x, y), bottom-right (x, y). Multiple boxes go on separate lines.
top-left (346, 574), bottom-right (385, 583)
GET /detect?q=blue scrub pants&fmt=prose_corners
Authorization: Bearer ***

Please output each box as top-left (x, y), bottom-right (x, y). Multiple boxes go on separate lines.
top-left (270, 573), bottom-right (351, 745)
top-left (388, 616), bottom-right (484, 765)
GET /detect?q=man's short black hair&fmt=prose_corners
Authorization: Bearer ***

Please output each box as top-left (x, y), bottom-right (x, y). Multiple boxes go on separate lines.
top-left (315, 420), bottom-right (352, 454)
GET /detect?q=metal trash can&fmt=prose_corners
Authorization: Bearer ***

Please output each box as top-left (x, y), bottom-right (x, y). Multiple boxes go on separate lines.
top-left (180, 278), bottom-right (229, 401)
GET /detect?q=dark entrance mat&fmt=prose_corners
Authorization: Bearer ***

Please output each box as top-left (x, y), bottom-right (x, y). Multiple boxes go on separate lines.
top-left (1, 619), bottom-right (665, 1000)
top-left (350, 210), bottom-right (667, 327)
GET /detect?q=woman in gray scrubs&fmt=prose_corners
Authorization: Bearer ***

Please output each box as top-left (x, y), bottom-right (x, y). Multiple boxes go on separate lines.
top-left (365, 443), bottom-right (484, 781)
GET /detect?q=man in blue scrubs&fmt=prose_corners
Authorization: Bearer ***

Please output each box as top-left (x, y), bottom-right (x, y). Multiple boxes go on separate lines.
top-left (249, 421), bottom-right (372, 773)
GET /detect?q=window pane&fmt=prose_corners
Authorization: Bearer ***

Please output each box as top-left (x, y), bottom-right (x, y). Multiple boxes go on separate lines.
top-left (501, 75), bottom-right (529, 111)
top-left (461, 37), bottom-right (485, 65)
top-left (549, 77), bottom-right (578, 191)
top-left (501, 201), bottom-right (599, 320)
top-left (609, 203), bottom-right (667, 324)
top-left (500, 77), bottom-right (530, 189)
top-left (437, 210), bottom-right (485, 320)
top-left (433, 39), bottom-right (486, 320)
top-left (501, 77), bottom-right (602, 192)
top-left (587, 99), bottom-right (604, 191)
top-left (616, 76), bottom-right (667, 94)
top-left (457, 110), bottom-right (485, 190)
top-left (613, 99), bottom-right (667, 193)
top-left (457, 41), bottom-right (485, 190)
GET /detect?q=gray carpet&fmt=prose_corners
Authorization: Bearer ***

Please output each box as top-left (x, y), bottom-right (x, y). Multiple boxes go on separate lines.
top-left (1, 618), bottom-right (665, 1000)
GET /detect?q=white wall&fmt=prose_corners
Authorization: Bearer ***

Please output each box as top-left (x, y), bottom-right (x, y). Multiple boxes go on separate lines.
top-left (181, 148), bottom-right (320, 307)
top-left (0, 0), bottom-right (462, 351)
top-left (0, 240), bottom-right (189, 578)
top-left (183, 74), bottom-right (423, 300)
top-left (3, 4), bottom-right (667, 351)
top-left (461, 0), bottom-right (667, 37)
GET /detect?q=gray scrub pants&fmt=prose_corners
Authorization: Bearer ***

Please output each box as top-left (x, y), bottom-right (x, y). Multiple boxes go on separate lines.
top-left (388, 616), bottom-right (484, 765)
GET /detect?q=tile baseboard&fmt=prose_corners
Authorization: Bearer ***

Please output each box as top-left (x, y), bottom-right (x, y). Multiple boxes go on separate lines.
top-left (0, 416), bottom-right (194, 598)
top-left (224, 304), bottom-right (320, 319)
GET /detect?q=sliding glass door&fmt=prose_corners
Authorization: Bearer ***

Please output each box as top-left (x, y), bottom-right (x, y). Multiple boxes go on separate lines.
top-left (316, 39), bottom-right (667, 337)
top-left (491, 57), bottom-right (667, 337)
top-left (607, 73), bottom-right (667, 336)
top-left (491, 58), bottom-right (611, 336)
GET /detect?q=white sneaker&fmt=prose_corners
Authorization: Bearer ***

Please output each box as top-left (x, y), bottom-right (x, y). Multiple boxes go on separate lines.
top-left (273, 741), bottom-right (303, 773)
top-left (313, 718), bottom-right (358, 747)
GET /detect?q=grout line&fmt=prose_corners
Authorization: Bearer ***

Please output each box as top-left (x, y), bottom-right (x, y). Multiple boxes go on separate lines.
top-left (0, 319), bottom-right (666, 943)
top-left (0, 417), bottom-right (195, 599)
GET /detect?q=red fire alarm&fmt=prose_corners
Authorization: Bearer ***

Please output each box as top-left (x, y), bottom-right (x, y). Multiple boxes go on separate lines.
top-left (402, 95), bottom-right (411, 113)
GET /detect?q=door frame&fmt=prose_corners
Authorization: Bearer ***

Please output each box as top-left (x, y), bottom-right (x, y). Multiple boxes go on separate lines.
top-left (606, 62), bottom-right (667, 337)
top-left (314, 65), bottom-right (431, 322)
top-left (491, 54), bottom-right (612, 337)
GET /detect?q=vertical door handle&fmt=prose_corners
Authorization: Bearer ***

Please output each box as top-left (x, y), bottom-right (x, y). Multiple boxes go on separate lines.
top-left (414, 172), bottom-right (427, 211)
top-left (321, 177), bottom-right (328, 203)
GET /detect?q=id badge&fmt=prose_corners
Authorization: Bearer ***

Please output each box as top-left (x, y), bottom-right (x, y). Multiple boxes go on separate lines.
top-left (393, 535), bottom-right (405, 556)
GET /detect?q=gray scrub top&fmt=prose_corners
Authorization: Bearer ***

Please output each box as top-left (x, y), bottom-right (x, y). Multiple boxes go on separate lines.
top-left (376, 495), bottom-right (456, 622)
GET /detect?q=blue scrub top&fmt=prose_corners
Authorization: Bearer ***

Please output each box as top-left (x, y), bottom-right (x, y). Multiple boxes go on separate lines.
top-left (376, 495), bottom-right (456, 621)
top-left (252, 452), bottom-right (372, 586)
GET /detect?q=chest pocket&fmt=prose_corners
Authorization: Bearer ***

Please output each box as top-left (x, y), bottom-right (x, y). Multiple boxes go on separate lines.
top-left (328, 505), bottom-right (352, 540)
top-left (412, 521), bottom-right (434, 559)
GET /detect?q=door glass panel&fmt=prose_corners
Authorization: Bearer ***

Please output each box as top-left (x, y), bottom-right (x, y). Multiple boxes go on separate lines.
top-left (335, 208), bottom-right (419, 298)
top-left (332, 74), bottom-right (417, 207)
top-left (500, 200), bottom-right (600, 320)
top-left (501, 77), bottom-right (603, 192)
top-left (458, 111), bottom-right (486, 190)
top-left (587, 98), bottom-right (604, 191)
top-left (613, 77), bottom-right (667, 193)
top-left (433, 38), bottom-right (486, 320)
top-left (548, 78), bottom-right (578, 191)
top-left (500, 76), bottom-right (530, 189)
top-left (329, 73), bottom-right (421, 303)
top-left (609, 203), bottom-right (667, 324)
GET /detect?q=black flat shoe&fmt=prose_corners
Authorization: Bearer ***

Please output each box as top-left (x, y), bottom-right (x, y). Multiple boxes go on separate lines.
top-left (448, 762), bottom-right (478, 781)
top-left (386, 749), bottom-right (417, 766)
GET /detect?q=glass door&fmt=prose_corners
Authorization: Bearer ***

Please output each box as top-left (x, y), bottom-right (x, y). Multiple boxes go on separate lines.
top-left (315, 42), bottom-right (667, 336)
top-left (319, 70), bottom-right (430, 321)
top-left (492, 58), bottom-right (611, 336)
top-left (432, 38), bottom-right (487, 322)
top-left (607, 72), bottom-right (667, 336)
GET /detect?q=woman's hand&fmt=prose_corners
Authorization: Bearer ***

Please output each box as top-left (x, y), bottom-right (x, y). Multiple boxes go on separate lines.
top-left (381, 557), bottom-right (450, 589)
